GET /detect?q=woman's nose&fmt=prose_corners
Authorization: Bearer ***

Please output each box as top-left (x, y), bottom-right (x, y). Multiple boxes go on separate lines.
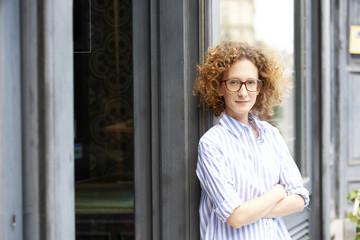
top-left (238, 84), bottom-right (248, 96)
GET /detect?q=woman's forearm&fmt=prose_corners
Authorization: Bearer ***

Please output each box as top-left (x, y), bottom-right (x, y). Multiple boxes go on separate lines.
top-left (226, 184), bottom-right (287, 228)
top-left (264, 194), bottom-right (305, 218)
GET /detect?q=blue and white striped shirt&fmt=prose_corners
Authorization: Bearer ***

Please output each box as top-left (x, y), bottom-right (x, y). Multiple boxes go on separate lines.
top-left (196, 113), bottom-right (309, 240)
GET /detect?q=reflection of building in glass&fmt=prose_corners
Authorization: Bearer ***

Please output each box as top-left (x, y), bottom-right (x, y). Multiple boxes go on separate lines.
top-left (220, 0), bottom-right (255, 43)
top-left (220, 0), bottom-right (295, 157)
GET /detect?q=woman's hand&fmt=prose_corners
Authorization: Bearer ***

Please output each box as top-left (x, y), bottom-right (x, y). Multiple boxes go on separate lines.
top-left (264, 194), bottom-right (305, 218)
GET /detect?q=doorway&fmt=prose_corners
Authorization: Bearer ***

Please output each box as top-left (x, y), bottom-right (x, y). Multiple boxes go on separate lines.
top-left (73, 0), bottom-right (134, 239)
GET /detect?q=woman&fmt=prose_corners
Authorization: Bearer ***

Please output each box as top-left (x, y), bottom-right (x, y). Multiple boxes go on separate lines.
top-left (194, 41), bottom-right (309, 239)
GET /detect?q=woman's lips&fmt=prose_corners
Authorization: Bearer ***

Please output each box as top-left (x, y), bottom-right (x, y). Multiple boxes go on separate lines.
top-left (235, 100), bottom-right (249, 104)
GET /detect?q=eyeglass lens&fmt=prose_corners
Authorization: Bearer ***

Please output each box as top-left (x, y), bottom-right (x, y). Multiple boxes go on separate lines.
top-left (226, 79), bottom-right (260, 92)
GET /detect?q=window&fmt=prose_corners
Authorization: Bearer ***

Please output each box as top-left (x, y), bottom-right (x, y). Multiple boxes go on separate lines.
top-left (220, 0), bottom-right (298, 163)
top-left (73, 0), bottom-right (135, 239)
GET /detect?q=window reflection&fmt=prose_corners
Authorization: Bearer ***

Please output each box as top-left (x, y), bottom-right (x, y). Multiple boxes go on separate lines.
top-left (74, 0), bottom-right (134, 239)
top-left (220, 0), bottom-right (296, 158)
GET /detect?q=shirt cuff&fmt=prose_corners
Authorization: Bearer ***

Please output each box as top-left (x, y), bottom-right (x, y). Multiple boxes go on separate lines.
top-left (214, 194), bottom-right (243, 222)
top-left (287, 187), bottom-right (310, 207)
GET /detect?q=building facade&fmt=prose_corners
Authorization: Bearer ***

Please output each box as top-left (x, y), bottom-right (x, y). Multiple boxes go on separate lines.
top-left (1, 0), bottom-right (359, 239)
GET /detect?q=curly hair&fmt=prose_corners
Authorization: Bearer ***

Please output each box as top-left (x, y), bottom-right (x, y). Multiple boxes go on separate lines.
top-left (193, 41), bottom-right (291, 118)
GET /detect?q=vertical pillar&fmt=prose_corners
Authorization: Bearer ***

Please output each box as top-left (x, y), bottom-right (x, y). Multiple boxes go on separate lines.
top-left (21, 0), bottom-right (40, 239)
top-left (134, 0), bottom-right (201, 239)
top-left (0, 0), bottom-right (23, 239)
top-left (321, 0), bottom-right (331, 239)
top-left (21, 0), bottom-right (75, 239)
top-left (39, 0), bottom-right (74, 239)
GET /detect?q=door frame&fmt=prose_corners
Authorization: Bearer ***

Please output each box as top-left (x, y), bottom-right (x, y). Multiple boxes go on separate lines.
top-left (133, 0), bottom-right (201, 239)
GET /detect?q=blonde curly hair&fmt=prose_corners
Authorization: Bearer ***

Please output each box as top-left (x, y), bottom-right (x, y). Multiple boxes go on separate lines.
top-left (193, 41), bottom-right (291, 118)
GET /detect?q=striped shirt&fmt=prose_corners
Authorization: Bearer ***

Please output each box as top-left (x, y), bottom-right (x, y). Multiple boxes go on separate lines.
top-left (196, 113), bottom-right (310, 240)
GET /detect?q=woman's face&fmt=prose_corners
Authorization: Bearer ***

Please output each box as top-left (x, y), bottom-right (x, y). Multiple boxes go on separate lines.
top-left (219, 59), bottom-right (260, 123)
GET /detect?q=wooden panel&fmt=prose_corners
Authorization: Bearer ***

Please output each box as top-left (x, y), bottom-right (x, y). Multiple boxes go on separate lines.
top-left (338, 1), bottom-right (360, 240)
top-left (158, 0), bottom-right (200, 238)
top-left (186, 0), bottom-right (202, 239)
top-left (307, 0), bottom-right (323, 238)
top-left (348, 0), bottom-right (360, 25)
top-left (0, 0), bottom-right (23, 239)
top-left (133, 0), bottom-right (200, 239)
top-left (22, 0), bottom-right (75, 239)
top-left (348, 0), bottom-right (360, 62)
top-left (348, 72), bottom-right (360, 164)
top-left (284, 208), bottom-right (310, 239)
top-left (132, 0), bottom-right (152, 239)
top-left (36, 0), bottom-right (75, 239)
top-left (21, 1), bottom-right (41, 239)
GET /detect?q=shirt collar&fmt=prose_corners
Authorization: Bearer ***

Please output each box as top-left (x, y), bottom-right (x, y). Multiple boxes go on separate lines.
top-left (219, 113), bottom-right (267, 142)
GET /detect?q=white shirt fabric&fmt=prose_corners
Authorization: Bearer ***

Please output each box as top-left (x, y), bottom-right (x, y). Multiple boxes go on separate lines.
top-left (196, 113), bottom-right (310, 240)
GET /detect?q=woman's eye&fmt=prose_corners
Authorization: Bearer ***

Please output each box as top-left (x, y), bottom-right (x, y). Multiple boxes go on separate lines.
top-left (229, 80), bottom-right (239, 85)
top-left (247, 80), bottom-right (256, 85)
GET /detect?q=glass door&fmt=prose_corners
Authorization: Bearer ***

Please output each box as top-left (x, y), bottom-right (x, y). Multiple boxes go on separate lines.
top-left (73, 0), bottom-right (134, 239)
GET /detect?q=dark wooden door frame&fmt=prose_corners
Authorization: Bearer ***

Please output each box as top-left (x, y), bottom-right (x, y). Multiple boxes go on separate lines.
top-left (133, 0), bottom-right (201, 239)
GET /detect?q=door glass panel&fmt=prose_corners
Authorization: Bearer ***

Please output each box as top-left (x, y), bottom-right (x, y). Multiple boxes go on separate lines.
top-left (73, 0), bottom-right (134, 239)
top-left (220, 0), bottom-right (297, 162)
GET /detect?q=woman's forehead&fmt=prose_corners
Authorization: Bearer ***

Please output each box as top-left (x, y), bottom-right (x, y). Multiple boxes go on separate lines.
top-left (224, 59), bottom-right (259, 78)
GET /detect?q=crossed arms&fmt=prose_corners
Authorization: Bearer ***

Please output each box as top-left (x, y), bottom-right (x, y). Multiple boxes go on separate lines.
top-left (226, 184), bottom-right (305, 229)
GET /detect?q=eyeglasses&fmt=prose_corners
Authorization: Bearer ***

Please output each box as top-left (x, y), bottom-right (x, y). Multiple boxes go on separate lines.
top-left (222, 78), bottom-right (262, 92)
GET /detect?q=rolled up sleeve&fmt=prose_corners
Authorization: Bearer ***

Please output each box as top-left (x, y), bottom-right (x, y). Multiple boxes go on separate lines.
top-left (276, 131), bottom-right (310, 207)
top-left (196, 140), bottom-right (243, 222)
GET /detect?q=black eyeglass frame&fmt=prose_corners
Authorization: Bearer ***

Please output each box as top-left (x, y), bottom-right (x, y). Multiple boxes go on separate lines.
top-left (221, 79), bottom-right (263, 92)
